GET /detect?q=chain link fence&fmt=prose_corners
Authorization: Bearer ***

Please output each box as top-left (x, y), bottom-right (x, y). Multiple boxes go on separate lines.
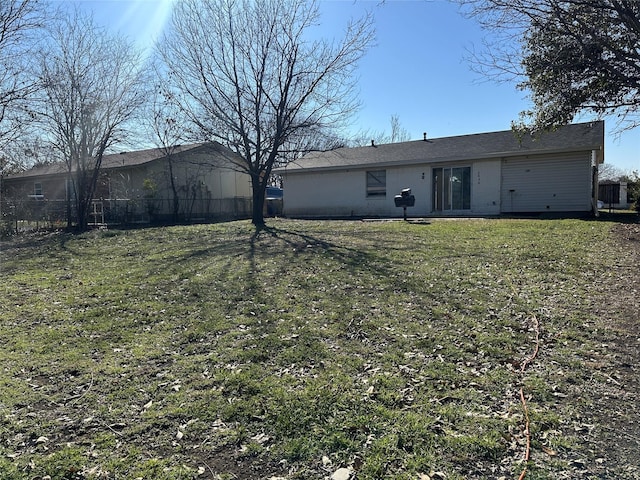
top-left (1, 196), bottom-right (253, 236)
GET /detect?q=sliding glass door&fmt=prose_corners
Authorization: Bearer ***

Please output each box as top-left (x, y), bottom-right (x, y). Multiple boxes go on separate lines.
top-left (432, 167), bottom-right (471, 212)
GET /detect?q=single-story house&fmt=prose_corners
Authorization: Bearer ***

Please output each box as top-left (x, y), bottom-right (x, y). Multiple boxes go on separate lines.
top-left (1, 142), bottom-right (252, 224)
top-left (277, 121), bottom-right (605, 218)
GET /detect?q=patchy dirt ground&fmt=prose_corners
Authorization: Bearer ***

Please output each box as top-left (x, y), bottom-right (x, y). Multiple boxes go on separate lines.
top-left (583, 223), bottom-right (640, 478)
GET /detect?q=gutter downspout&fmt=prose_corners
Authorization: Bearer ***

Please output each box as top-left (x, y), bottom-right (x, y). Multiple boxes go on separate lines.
top-left (591, 150), bottom-right (599, 217)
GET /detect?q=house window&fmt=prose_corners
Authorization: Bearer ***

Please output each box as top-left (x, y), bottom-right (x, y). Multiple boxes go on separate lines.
top-left (366, 170), bottom-right (386, 197)
top-left (34, 182), bottom-right (43, 196)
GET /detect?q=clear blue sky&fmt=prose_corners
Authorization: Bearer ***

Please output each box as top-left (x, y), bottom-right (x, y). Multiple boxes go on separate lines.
top-left (73, 0), bottom-right (639, 173)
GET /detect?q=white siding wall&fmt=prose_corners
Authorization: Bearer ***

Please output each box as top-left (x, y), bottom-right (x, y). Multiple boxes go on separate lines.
top-left (283, 160), bottom-right (503, 217)
top-left (210, 168), bottom-right (251, 199)
top-left (501, 152), bottom-right (592, 212)
top-left (184, 153), bottom-right (251, 199)
top-left (388, 165), bottom-right (430, 215)
top-left (134, 156), bottom-right (251, 218)
top-left (283, 169), bottom-right (399, 217)
top-left (469, 160), bottom-right (501, 215)
top-left (283, 167), bottom-right (432, 217)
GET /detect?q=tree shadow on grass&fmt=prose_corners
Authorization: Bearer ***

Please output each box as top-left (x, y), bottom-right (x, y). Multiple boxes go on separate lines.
top-left (244, 222), bottom-right (437, 313)
top-left (250, 223), bottom-right (399, 280)
top-left (167, 221), bottom-right (393, 288)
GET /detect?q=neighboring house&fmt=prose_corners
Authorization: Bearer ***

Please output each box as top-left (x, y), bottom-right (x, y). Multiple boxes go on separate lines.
top-left (1, 142), bottom-right (252, 224)
top-left (598, 181), bottom-right (629, 209)
top-left (276, 121), bottom-right (605, 218)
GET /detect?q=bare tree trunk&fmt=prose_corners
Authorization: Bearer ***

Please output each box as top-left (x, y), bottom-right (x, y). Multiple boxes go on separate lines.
top-left (66, 172), bottom-right (73, 229)
top-left (147, 84), bottom-right (186, 224)
top-left (167, 159), bottom-right (180, 222)
top-left (251, 174), bottom-right (266, 226)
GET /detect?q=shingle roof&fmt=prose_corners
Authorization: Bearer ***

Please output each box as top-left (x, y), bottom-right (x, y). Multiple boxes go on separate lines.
top-left (101, 143), bottom-right (209, 169)
top-left (280, 121), bottom-right (604, 173)
top-left (5, 143), bottom-right (215, 179)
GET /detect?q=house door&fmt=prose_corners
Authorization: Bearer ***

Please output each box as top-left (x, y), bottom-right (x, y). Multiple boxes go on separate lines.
top-left (432, 167), bottom-right (471, 212)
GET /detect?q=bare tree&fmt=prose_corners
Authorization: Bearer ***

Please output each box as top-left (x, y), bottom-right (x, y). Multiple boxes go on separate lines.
top-left (0, 136), bottom-right (56, 174)
top-left (147, 82), bottom-right (188, 222)
top-left (460, 0), bottom-right (640, 133)
top-left (158, 0), bottom-right (374, 226)
top-left (598, 163), bottom-right (625, 182)
top-left (388, 114), bottom-right (411, 143)
top-left (147, 80), bottom-right (239, 223)
top-left (0, 0), bottom-right (43, 156)
top-left (350, 114), bottom-right (412, 146)
top-left (35, 9), bottom-right (147, 230)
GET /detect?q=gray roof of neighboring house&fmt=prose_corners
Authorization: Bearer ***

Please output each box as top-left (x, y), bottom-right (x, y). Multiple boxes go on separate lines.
top-left (101, 143), bottom-right (209, 169)
top-left (279, 121), bottom-right (605, 173)
top-left (4, 142), bottom-right (234, 179)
